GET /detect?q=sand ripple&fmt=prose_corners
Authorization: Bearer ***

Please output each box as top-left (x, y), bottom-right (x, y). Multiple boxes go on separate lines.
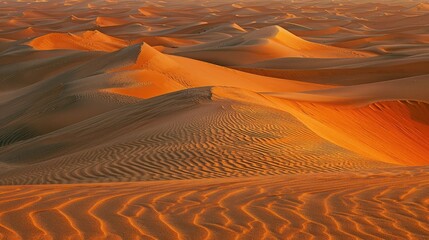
top-left (0, 167), bottom-right (428, 239)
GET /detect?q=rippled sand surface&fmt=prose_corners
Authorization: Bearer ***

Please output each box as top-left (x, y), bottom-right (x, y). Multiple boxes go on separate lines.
top-left (0, 0), bottom-right (428, 239)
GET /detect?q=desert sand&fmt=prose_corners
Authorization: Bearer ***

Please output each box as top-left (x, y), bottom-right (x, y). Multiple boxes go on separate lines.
top-left (0, 0), bottom-right (428, 239)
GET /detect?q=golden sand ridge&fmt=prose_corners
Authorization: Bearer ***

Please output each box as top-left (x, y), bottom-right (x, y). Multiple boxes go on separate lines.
top-left (0, 0), bottom-right (428, 239)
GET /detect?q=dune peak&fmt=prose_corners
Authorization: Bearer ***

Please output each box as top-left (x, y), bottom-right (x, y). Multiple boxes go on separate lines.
top-left (243, 25), bottom-right (307, 48)
top-left (27, 30), bottom-right (128, 51)
top-left (228, 22), bottom-right (247, 32)
top-left (409, 2), bottom-right (429, 11)
top-left (111, 42), bottom-right (180, 73)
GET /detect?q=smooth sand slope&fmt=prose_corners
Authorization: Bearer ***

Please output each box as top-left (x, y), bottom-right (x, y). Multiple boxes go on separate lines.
top-left (0, 0), bottom-right (429, 239)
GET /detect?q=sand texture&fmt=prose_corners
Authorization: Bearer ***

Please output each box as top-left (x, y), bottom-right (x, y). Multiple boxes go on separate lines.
top-left (0, 0), bottom-right (428, 239)
top-left (0, 167), bottom-right (428, 239)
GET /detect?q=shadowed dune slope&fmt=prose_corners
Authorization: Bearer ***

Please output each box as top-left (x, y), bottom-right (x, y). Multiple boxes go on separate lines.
top-left (0, 87), bottom-right (392, 185)
top-left (0, 42), bottom-right (333, 164)
top-left (1, 83), bottom-right (427, 184)
top-left (234, 57), bottom-right (429, 85)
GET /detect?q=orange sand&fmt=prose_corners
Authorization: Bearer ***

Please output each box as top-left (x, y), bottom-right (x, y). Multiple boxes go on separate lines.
top-left (0, 0), bottom-right (428, 239)
top-left (0, 166), bottom-right (428, 239)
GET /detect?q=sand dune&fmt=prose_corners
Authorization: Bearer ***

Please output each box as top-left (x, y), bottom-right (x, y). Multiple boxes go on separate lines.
top-left (95, 16), bottom-right (130, 27)
top-left (332, 33), bottom-right (429, 49)
top-left (279, 74), bottom-right (429, 103)
top-left (235, 57), bottom-right (429, 85)
top-left (27, 30), bottom-right (129, 51)
top-left (0, 87), bottom-right (392, 185)
top-left (0, 42), bottom-right (330, 148)
top-left (73, 42), bottom-right (329, 99)
top-left (280, 100), bottom-right (429, 166)
top-left (0, 166), bottom-right (427, 239)
top-left (260, 75), bottom-right (429, 166)
top-left (407, 2), bottom-right (429, 11)
top-left (167, 25), bottom-right (375, 66)
top-left (1, 0), bottom-right (428, 239)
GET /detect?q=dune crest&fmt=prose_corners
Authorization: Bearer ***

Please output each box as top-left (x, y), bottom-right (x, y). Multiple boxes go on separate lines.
top-left (100, 43), bottom-right (330, 98)
top-left (168, 25), bottom-right (375, 65)
top-left (28, 30), bottom-right (128, 51)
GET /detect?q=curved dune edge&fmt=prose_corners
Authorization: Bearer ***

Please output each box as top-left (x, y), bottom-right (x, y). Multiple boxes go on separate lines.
top-left (215, 87), bottom-right (429, 166)
top-left (262, 74), bottom-right (429, 103)
top-left (0, 86), bottom-right (427, 184)
top-left (0, 166), bottom-right (428, 239)
top-left (27, 30), bottom-right (129, 51)
top-left (167, 25), bottom-right (376, 66)
top-left (0, 87), bottom-right (393, 185)
top-left (103, 43), bottom-right (332, 99)
top-left (277, 99), bottom-right (429, 166)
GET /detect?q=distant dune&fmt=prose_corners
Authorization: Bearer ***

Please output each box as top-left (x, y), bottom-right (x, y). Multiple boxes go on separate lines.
top-left (28, 30), bottom-right (129, 51)
top-left (167, 25), bottom-right (375, 66)
top-left (0, 0), bottom-right (428, 239)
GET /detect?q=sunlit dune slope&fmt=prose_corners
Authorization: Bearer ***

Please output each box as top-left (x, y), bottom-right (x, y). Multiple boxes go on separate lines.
top-left (0, 166), bottom-right (427, 239)
top-left (27, 30), bottom-right (129, 51)
top-left (281, 100), bottom-right (429, 166)
top-left (261, 75), bottom-right (429, 165)
top-left (3, 41), bottom-right (329, 96)
top-left (0, 42), bottom-right (332, 155)
top-left (106, 43), bottom-right (331, 98)
top-left (0, 41), bottom-right (327, 112)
